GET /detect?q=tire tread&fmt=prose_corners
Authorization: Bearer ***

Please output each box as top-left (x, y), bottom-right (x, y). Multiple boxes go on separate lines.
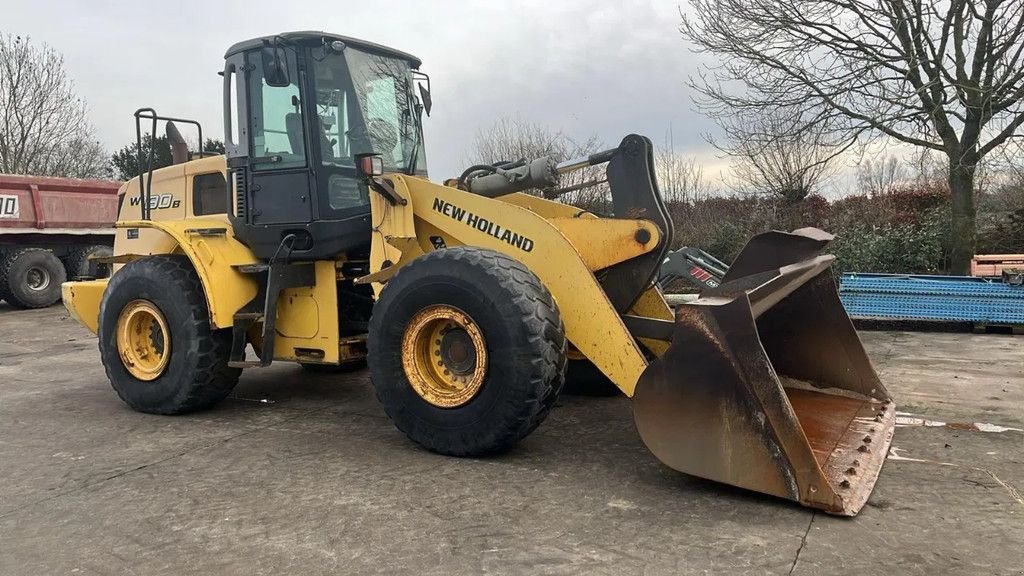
top-left (63, 244), bottom-right (113, 280)
top-left (100, 255), bottom-right (239, 414)
top-left (0, 247), bottom-right (66, 308)
top-left (369, 247), bottom-right (566, 456)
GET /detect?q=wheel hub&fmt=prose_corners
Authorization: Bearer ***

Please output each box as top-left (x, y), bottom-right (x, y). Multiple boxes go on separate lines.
top-left (401, 305), bottom-right (487, 408)
top-left (116, 300), bottom-right (171, 381)
top-left (440, 328), bottom-right (476, 374)
top-left (26, 266), bottom-right (50, 291)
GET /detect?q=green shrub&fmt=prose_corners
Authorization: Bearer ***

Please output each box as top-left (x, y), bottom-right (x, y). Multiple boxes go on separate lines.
top-left (831, 207), bottom-right (948, 275)
top-left (705, 221), bottom-right (750, 264)
top-left (976, 183), bottom-right (1024, 254)
top-left (569, 180), bottom-right (1021, 275)
top-left (663, 185), bottom-right (958, 273)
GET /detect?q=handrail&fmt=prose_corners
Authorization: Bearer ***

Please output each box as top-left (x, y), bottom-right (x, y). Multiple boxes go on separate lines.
top-left (133, 108), bottom-right (205, 220)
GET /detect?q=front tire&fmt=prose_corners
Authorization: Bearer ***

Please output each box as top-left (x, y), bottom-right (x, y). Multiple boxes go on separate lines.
top-left (98, 255), bottom-right (240, 414)
top-left (368, 247), bottom-right (566, 456)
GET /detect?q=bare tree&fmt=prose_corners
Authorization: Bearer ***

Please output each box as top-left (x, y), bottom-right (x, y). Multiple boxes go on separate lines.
top-left (656, 128), bottom-right (709, 203)
top-left (718, 111), bottom-right (840, 202)
top-left (467, 117), bottom-right (607, 209)
top-left (683, 0), bottom-right (1024, 273)
top-left (909, 147), bottom-right (950, 185)
top-left (0, 34), bottom-right (109, 178)
top-left (995, 135), bottom-right (1024, 184)
top-left (857, 155), bottom-right (907, 195)
top-left (908, 144), bottom-right (999, 196)
top-left (657, 149), bottom-right (708, 203)
top-left (468, 116), bottom-right (603, 168)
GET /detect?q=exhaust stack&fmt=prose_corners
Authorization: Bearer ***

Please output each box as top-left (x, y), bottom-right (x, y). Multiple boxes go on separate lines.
top-left (166, 121), bottom-right (189, 165)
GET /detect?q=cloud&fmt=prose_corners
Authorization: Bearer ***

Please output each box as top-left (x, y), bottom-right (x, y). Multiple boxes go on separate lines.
top-left (4, 0), bottom-right (716, 179)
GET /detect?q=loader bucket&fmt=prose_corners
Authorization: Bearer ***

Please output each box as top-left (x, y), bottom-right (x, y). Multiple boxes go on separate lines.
top-left (633, 228), bottom-right (894, 516)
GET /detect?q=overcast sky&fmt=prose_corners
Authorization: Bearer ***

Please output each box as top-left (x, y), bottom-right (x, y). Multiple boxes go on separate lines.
top-left (4, 0), bottom-right (724, 180)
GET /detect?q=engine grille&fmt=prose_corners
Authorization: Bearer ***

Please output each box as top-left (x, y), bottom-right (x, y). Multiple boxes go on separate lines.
top-left (232, 168), bottom-right (247, 219)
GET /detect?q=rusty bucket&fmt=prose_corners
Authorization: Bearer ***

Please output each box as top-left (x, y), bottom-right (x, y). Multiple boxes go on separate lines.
top-left (633, 228), bottom-right (894, 516)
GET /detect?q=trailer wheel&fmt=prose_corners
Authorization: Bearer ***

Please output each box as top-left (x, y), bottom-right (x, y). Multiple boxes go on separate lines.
top-left (64, 244), bottom-right (114, 280)
top-left (368, 247), bottom-right (566, 456)
top-left (98, 255), bottom-right (240, 414)
top-left (0, 248), bottom-right (66, 309)
top-left (0, 248), bottom-right (9, 304)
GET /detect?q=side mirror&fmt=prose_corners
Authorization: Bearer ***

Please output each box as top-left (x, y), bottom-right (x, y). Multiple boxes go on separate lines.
top-left (261, 44), bottom-right (290, 87)
top-left (418, 82), bottom-right (432, 117)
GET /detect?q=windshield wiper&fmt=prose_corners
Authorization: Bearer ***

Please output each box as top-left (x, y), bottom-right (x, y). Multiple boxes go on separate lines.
top-left (405, 90), bottom-right (422, 176)
top-left (407, 135), bottom-right (419, 175)
top-left (406, 112), bottom-right (423, 175)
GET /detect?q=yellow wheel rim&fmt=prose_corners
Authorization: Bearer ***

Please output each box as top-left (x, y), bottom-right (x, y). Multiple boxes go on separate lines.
top-left (116, 300), bottom-right (171, 381)
top-left (401, 305), bottom-right (487, 408)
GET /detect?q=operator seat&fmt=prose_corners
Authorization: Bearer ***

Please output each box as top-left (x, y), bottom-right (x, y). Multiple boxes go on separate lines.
top-left (285, 112), bottom-right (335, 159)
top-left (285, 113), bottom-right (304, 155)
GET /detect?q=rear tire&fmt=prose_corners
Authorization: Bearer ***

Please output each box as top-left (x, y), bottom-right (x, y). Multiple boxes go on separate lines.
top-left (64, 244), bottom-right (114, 279)
top-left (0, 248), bottom-right (66, 309)
top-left (368, 247), bottom-right (566, 456)
top-left (98, 255), bottom-right (240, 414)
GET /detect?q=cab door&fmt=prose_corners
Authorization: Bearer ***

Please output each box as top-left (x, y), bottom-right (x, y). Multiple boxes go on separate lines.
top-left (245, 48), bottom-right (314, 226)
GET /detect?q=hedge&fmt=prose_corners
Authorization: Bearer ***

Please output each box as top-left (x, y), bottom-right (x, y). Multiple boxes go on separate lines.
top-left (656, 182), bottom-right (1023, 275)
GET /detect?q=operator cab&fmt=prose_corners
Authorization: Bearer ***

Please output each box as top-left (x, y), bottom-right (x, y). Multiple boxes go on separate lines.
top-left (222, 32), bottom-right (429, 260)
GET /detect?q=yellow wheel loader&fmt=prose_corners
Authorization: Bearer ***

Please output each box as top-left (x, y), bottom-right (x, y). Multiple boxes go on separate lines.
top-left (62, 32), bottom-right (894, 516)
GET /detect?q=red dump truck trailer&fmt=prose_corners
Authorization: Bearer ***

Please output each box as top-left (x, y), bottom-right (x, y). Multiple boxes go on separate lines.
top-left (0, 174), bottom-right (120, 309)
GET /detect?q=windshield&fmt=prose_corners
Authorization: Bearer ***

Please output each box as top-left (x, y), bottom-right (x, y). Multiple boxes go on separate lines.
top-left (310, 46), bottom-right (426, 175)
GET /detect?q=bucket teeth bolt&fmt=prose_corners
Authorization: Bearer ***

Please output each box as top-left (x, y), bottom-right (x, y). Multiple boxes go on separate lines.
top-left (863, 436), bottom-right (872, 443)
top-left (852, 459), bottom-right (860, 467)
top-left (874, 415), bottom-right (883, 422)
top-left (840, 479), bottom-right (851, 488)
top-left (846, 467), bottom-right (857, 475)
top-left (858, 445), bottom-right (869, 452)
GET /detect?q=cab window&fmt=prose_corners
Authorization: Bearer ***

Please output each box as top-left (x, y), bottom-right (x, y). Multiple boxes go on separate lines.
top-left (248, 50), bottom-right (306, 171)
top-left (192, 173), bottom-right (228, 215)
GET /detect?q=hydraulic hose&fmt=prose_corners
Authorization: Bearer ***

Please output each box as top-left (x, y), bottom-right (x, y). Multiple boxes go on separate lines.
top-left (464, 157), bottom-right (559, 198)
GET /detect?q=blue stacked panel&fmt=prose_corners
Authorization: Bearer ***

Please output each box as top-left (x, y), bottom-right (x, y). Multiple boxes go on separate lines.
top-left (839, 273), bottom-right (1024, 325)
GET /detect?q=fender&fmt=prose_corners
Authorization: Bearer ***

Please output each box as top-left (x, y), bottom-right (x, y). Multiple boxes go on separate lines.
top-left (110, 218), bottom-right (260, 329)
top-left (370, 175), bottom-right (662, 396)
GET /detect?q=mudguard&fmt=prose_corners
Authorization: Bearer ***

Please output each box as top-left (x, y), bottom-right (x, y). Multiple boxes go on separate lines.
top-left (88, 218), bottom-right (259, 329)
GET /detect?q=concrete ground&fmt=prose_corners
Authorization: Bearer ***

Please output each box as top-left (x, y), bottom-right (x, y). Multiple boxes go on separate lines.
top-left (0, 303), bottom-right (1021, 576)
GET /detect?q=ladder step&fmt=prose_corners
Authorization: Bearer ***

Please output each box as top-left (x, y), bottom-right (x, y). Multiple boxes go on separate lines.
top-left (228, 360), bottom-right (267, 368)
top-left (234, 312), bottom-right (264, 321)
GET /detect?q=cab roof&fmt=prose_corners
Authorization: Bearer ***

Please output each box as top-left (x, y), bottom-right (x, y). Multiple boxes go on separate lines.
top-left (224, 31), bottom-right (422, 69)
